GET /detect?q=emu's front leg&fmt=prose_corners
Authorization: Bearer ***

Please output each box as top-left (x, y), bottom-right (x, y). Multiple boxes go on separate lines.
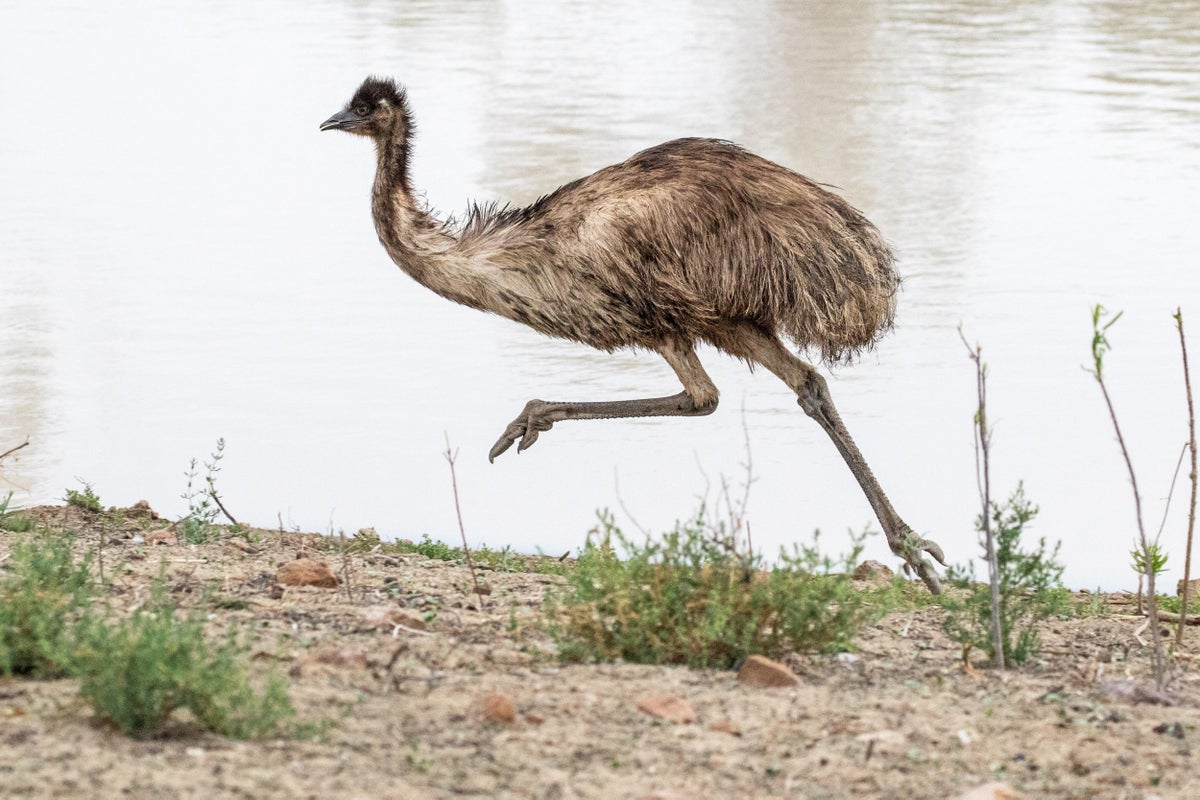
top-left (488, 342), bottom-right (719, 462)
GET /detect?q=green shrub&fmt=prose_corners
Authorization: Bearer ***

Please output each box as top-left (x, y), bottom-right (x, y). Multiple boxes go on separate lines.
top-left (940, 485), bottom-right (1068, 665)
top-left (74, 582), bottom-right (295, 739)
top-left (65, 481), bottom-right (102, 513)
top-left (546, 509), bottom-right (892, 668)
top-left (0, 534), bottom-right (93, 677)
top-left (0, 492), bottom-right (35, 532)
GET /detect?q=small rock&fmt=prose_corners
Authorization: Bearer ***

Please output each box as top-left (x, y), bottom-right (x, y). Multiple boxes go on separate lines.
top-left (950, 782), bottom-right (1020, 800)
top-left (292, 646), bottom-right (369, 677)
top-left (523, 713), bottom-right (546, 725)
top-left (1177, 577), bottom-right (1200, 597)
top-left (835, 652), bottom-right (861, 670)
top-left (737, 655), bottom-right (800, 688)
top-left (359, 606), bottom-right (429, 632)
top-left (707, 718), bottom-right (742, 736)
top-left (480, 693), bottom-right (516, 725)
top-left (636, 695), bottom-right (696, 724)
top-left (276, 558), bottom-right (339, 588)
top-left (852, 560), bottom-right (894, 583)
top-left (145, 529), bottom-right (177, 546)
top-left (127, 500), bottom-right (160, 520)
top-left (1153, 721), bottom-right (1185, 740)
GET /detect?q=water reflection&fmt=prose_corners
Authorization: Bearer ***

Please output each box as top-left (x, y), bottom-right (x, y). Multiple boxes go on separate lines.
top-left (1, 0), bottom-right (1198, 589)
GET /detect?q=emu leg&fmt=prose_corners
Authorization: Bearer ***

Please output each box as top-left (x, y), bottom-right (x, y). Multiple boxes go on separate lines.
top-left (489, 342), bottom-right (718, 462)
top-left (726, 326), bottom-right (945, 594)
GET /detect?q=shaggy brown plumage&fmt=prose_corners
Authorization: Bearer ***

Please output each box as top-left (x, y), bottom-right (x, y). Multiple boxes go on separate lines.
top-left (321, 76), bottom-right (944, 592)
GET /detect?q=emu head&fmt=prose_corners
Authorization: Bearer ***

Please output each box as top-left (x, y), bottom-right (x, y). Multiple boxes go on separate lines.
top-left (320, 76), bottom-right (411, 141)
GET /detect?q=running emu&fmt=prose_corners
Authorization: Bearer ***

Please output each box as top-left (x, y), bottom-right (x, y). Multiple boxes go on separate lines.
top-left (321, 77), bottom-right (945, 593)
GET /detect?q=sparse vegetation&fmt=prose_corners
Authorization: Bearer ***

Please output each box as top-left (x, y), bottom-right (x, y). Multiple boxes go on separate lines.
top-left (180, 438), bottom-right (231, 543)
top-left (0, 491), bottom-right (35, 532)
top-left (546, 508), bottom-right (892, 668)
top-left (0, 534), bottom-right (94, 677)
top-left (65, 480), bottom-right (103, 513)
top-left (940, 485), bottom-right (1069, 665)
top-left (0, 534), bottom-right (302, 739)
top-left (74, 580), bottom-right (297, 739)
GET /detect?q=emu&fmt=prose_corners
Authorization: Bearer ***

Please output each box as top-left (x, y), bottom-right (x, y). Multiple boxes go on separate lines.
top-left (321, 77), bottom-right (945, 593)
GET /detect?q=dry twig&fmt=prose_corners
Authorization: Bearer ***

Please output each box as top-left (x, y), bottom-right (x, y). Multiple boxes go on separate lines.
top-left (0, 438), bottom-right (29, 463)
top-left (443, 434), bottom-right (486, 611)
top-left (960, 326), bottom-right (1005, 669)
top-left (1088, 305), bottom-right (1165, 690)
top-left (1175, 307), bottom-right (1197, 642)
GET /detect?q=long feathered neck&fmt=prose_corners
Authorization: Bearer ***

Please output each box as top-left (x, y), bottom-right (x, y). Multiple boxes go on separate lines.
top-left (370, 120), bottom-right (496, 310)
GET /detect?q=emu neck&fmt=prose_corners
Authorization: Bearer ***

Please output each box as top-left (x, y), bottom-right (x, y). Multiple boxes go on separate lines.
top-left (370, 131), bottom-right (487, 309)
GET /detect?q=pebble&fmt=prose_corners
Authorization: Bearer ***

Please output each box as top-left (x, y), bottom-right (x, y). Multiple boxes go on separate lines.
top-left (636, 695), bottom-right (696, 724)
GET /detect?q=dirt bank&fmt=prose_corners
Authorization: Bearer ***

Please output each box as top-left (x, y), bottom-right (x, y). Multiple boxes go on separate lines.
top-left (1, 504), bottom-right (1196, 799)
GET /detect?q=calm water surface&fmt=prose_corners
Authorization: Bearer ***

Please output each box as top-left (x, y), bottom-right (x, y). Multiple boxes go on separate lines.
top-left (2, 1), bottom-right (1199, 588)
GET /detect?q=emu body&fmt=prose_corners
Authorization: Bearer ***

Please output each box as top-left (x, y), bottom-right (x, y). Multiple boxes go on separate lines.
top-left (322, 77), bottom-right (945, 593)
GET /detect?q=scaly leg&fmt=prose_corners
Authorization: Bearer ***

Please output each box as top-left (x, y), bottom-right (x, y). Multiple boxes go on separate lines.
top-left (721, 324), bottom-right (945, 594)
top-left (489, 340), bottom-right (718, 462)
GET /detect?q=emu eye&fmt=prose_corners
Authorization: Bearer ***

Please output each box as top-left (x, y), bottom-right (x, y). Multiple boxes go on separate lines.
top-left (354, 104), bottom-right (371, 117)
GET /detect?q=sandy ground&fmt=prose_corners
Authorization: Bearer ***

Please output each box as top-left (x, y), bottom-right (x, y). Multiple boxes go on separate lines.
top-left (1, 503), bottom-right (1197, 799)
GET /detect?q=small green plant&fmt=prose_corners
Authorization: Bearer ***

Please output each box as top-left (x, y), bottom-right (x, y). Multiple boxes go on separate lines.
top-left (546, 508), bottom-right (891, 668)
top-left (1131, 542), bottom-right (1169, 615)
top-left (74, 580), bottom-right (296, 739)
top-left (0, 491), bottom-right (35, 532)
top-left (940, 486), bottom-right (1068, 665)
top-left (0, 534), bottom-right (94, 677)
top-left (1088, 305), bottom-right (1166, 688)
top-left (180, 438), bottom-right (228, 543)
top-left (387, 534), bottom-right (567, 575)
top-left (65, 481), bottom-right (102, 513)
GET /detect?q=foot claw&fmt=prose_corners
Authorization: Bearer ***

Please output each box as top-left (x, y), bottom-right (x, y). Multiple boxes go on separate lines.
top-left (894, 528), bottom-right (946, 595)
top-left (488, 401), bottom-right (553, 462)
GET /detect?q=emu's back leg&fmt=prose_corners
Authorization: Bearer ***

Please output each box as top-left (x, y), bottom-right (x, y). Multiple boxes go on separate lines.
top-left (488, 339), bottom-right (719, 462)
top-left (722, 324), bottom-right (945, 594)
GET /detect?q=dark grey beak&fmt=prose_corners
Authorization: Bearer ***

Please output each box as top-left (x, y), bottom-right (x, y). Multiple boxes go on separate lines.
top-left (320, 109), bottom-right (362, 131)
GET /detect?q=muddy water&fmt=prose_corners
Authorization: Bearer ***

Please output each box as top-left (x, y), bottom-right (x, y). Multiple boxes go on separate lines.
top-left (2, 1), bottom-right (1199, 588)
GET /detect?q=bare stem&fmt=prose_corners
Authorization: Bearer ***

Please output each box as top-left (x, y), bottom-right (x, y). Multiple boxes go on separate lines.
top-left (1175, 307), bottom-right (1197, 644)
top-left (0, 438), bottom-right (29, 463)
top-left (444, 433), bottom-right (485, 611)
top-left (959, 325), bottom-right (1005, 669)
top-left (208, 490), bottom-right (239, 527)
top-left (1089, 306), bottom-right (1164, 689)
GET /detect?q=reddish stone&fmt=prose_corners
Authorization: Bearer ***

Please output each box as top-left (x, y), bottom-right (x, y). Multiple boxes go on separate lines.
top-left (480, 693), bottom-right (517, 725)
top-left (276, 558), bottom-right (339, 588)
top-left (707, 718), bottom-right (742, 736)
top-left (636, 695), bottom-right (696, 724)
top-left (145, 529), bottom-right (177, 546)
top-left (737, 655), bottom-right (800, 688)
